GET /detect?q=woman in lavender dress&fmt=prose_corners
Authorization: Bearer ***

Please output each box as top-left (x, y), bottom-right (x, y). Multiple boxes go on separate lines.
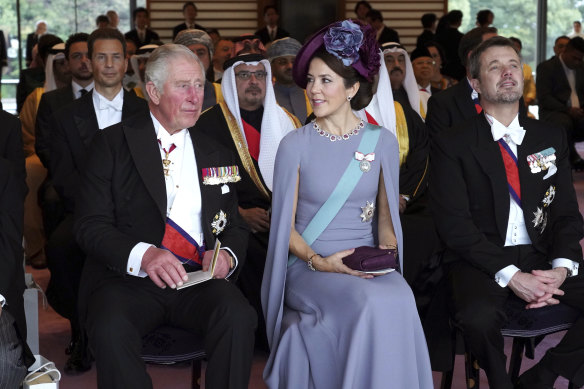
top-left (261, 20), bottom-right (433, 389)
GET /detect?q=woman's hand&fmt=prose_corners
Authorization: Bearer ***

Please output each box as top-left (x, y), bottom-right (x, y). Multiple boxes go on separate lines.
top-left (311, 248), bottom-right (373, 279)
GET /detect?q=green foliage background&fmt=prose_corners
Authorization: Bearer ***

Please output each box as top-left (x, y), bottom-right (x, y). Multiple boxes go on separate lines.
top-left (448, 0), bottom-right (583, 70)
top-left (0, 0), bottom-right (136, 80)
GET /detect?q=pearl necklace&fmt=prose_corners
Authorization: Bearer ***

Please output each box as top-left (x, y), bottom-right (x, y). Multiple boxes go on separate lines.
top-left (313, 119), bottom-right (365, 142)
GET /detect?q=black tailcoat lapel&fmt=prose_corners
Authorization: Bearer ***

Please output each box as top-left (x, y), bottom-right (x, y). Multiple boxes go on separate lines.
top-left (123, 115), bottom-right (167, 222)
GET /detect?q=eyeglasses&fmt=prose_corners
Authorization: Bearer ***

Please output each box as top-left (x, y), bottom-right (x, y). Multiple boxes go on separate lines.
top-left (235, 71), bottom-right (268, 80)
top-left (413, 60), bottom-right (436, 66)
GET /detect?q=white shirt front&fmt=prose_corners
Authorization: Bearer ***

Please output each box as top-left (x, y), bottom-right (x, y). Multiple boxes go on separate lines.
top-left (92, 88), bottom-right (123, 130)
top-left (485, 113), bottom-right (579, 286)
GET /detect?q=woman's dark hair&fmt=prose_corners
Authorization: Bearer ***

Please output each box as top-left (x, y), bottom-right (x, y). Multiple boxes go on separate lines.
top-left (312, 48), bottom-right (373, 110)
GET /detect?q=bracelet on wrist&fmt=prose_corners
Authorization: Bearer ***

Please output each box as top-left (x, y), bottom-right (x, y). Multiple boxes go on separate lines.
top-left (307, 253), bottom-right (320, 271)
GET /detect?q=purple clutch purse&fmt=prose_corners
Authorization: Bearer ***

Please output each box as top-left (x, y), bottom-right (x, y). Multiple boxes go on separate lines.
top-left (342, 246), bottom-right (399, 272)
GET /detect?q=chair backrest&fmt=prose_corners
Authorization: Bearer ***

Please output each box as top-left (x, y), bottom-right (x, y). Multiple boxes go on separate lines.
top-left (501, 297), bottom-right (580, 338)
top-left (141, 326), bottom-right (206, 364)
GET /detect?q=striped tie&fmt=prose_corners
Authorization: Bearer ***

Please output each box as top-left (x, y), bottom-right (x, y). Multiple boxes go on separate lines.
top-left (473, 96), bottom-right (482, 114)
top-left (498, 138), bottom-right (521, 206)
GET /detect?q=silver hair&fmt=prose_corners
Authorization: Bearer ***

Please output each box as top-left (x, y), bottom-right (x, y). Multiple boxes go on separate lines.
top-left (145, 43), bottom-right (205, 93)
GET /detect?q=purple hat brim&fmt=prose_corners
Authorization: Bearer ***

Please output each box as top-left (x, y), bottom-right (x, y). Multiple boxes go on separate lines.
top-left (293, 21), bottom-right (375, 89)
top-left (292, 24), bottom-right (329, 89)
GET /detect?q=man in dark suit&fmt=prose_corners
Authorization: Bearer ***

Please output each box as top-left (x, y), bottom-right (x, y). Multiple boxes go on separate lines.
top-left (124, 7), bottom-right (160, 46)
top-left (254, 6), bottom-right (289, 45)
top-left (0, 111), bottom-right (34, 388)
top-left (25, 20), bottom-right (47, 67)
top-left (366, 9), bottom-right (400, 44)
top-left (416, 13), bottom-right (437, 49)
top-left (172, 1), bottom-right (205, 40)
top-left (431, 36), bottom-right (584, 389)
top-left (426, 26), bottom-right (498, 140)
top-left (537, 37), bottom-right (584, 169)
top-left (435, 10), bottom-right (465, 80)
top-left (75, 43), bottom-right (256, 389)
top-left (48, 28), bottom-right (147, 374)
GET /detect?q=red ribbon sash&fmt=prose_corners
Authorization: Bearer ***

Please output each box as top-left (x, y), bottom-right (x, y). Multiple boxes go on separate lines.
top-left (241, 119), bottom-right (261, 161)
top-left (161, 218), bottom-right (205, 268)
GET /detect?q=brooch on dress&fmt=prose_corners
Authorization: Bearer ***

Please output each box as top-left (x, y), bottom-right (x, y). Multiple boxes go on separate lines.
top-left (360, 201), bottom-right (375, 222)
top-left (354, 151), bottom-right (375, 173)
top-left (202, 166), bottom-right (241, 185)
top-left (211, 210), bottom-right (228, 235)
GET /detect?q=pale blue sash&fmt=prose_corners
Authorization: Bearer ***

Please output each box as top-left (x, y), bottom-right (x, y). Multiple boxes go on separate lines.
top-left (288, 124), bottom-right (382, 266)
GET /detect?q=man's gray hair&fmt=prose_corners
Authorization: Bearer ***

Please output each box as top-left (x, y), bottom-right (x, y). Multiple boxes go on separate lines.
top-left (145, 43), bottom-right (205, 93)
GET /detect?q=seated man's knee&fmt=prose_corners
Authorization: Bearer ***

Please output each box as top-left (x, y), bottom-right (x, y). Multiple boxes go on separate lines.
top-left (454, 300), bottom-right (504, 335)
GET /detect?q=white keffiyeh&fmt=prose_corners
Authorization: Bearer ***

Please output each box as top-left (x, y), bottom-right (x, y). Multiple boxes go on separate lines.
top-left (356, 49), bottom-right (397, 136)
top-left (221, 58), bottom-right (297, 191)
top-left (383, 44), bottom-right (422, 120)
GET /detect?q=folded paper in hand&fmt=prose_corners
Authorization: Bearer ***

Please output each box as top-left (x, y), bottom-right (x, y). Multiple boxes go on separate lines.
top-left (177, 239), bottom-right (221, 290)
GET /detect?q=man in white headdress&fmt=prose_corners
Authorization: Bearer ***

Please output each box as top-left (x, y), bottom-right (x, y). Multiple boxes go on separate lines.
top-left (195, 53), bottom-right (300, 350)
top-left (127, 43), bottom-right (159, 99)
top-left (381, 42), bottom-right (427, 120)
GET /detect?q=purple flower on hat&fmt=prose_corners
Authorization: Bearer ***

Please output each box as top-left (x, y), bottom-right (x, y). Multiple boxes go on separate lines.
top-left (323, 20), bottom-right (364, 66)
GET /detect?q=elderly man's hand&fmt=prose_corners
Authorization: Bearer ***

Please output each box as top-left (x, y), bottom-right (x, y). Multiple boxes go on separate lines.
top-left (239, 206), bottom-right (270, 232)
top-left (142, 247), bottom-right (188, 289)
top-left (202, 249), bottom-right (232, 279)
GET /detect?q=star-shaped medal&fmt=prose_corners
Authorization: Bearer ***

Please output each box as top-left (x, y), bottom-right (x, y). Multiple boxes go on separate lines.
top-left (360, 201), bottom-right (375, 222)
top-left (211, 210), bottom-right (228, 235)
top-left (532, 207), bottom-right (547, 233)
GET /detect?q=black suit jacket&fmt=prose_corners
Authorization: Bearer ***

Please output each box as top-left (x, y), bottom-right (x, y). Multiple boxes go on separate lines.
top-left (172, 22), bottom-right (206, 40)
top-left (0, 111), bottom-right (26, 185)
top-left (75, 113), bottom-right (249, 304)
top-left (416, 30), bottom-right (435, 49)
top-left (426, 80), bottom-right (477, 140)
top-left (0, 112), bottom-right (33, 366)
top-left (254, 26), bottom-right (290, 45)
top-left (536, 56), bottom-right (584, 118)
top-left (124, 29), bottom-right (160, 46)
top-left (35, 84), bottom-right (75, 167)
top-left (378, 25), bottom-right (400, 44)
top-left (50, 89), bottom-right (148, 212)
top-left (431, 113), bottom-right (584, 277)
top-left (25, 32), bottom-right (38, 65)
top-left (436, 27), bottom-right (464, 80)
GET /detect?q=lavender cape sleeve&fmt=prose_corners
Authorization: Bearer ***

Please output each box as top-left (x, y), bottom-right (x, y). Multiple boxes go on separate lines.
top-left (261, 129), bottom-right (302, 350)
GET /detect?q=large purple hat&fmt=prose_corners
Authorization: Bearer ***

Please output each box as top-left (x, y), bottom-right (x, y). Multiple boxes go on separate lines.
top-left (293, 19), bottom-right (381, 89)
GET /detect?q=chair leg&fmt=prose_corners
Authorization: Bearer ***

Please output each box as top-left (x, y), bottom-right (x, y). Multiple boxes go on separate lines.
top-left (441, 369), bottom-right (454, 389)
top-left (440, 323), bottom-right (460, 389)
top-left (191, 359), bottom-right (202, 389)
top-left (465, 349), bottom-right (480, 389)
top-left (508, 338), bottom-right (525, 382)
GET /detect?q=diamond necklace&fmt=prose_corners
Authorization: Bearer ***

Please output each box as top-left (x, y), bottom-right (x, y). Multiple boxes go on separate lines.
top-left (313, 119), bottom-right (365, 142)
